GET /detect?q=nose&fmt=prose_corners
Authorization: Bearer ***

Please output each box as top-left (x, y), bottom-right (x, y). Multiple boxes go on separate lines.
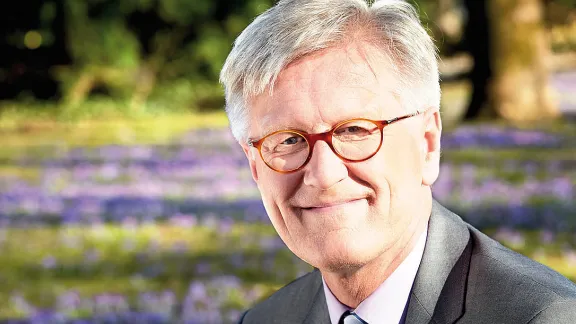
top-left (303, 141), bottom-right (348, 189)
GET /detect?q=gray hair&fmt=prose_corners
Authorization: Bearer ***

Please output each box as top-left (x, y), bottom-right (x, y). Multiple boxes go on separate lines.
top-left (220, 0), bottom-right (440, 143)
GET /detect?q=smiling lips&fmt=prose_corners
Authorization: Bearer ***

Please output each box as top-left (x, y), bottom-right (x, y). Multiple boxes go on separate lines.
top-left (301, 198), bottom-right (366, 211)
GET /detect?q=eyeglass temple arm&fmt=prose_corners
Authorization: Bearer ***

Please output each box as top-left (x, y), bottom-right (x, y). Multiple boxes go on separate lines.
top-left (385, 109), bottom-right (425, 124)
top-left (247, 139), bottom-right (261, 148)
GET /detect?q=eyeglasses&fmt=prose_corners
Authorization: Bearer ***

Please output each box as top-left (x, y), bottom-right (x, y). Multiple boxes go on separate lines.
top-left (247, 110), bottom-right (425, 173)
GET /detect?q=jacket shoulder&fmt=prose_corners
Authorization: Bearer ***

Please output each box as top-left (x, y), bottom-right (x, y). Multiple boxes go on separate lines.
top-left (240, 269), bottom-right (323, 323)
top-left (527, 299), bottom-right (576, 323)
top-left (464, 225), bottom-right (576, 322)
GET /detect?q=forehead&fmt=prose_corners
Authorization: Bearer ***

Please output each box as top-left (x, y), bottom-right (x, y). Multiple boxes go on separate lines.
top-left (249, 42), bottom-right (401, 136)
top-left (279, 45), bottom-right (381, 91)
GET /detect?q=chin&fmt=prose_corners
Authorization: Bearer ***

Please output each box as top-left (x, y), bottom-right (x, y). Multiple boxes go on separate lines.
top-left (310, 236), bottom-right (378, 272)
top-left (317, 253), bottom-right (372, 273)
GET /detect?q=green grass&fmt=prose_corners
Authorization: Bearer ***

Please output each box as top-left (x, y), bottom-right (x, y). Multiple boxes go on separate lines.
top-left (0, 224), bottom-right (572, 318)
top-left (0, 166), bottom-right (40, 182)
top-left (0, 97), bottom-right (232, 151)
top-left (0, 223), bottom-right (298, 318)
top-left (484, 228), bottom-right (576, 281)
top-left (1, 90), bottom-right (575, 318)
top-left (0, 113), bottom-right (229, 147)
top-left (442, 148), bottom-right (576, 164)
top-left (2, 81), bottom-right (574, 148)
top-left (0, 97), bottom-right (207, 124)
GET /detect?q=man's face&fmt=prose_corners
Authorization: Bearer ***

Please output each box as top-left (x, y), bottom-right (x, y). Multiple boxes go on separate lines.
top-left (242, 43), bottom-right (441, 272)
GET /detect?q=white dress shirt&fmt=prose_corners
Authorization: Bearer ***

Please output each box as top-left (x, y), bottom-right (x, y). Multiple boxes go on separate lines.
top-left (322, 228), bottom-right (428, 324)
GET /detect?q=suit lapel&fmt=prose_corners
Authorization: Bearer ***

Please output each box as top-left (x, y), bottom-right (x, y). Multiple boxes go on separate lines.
top-left (405, 200), bottom-right (472, 324)
top-left (297, 201), bottom-right (471, 324)
top-left (303, 270), bottom-right (331, 324)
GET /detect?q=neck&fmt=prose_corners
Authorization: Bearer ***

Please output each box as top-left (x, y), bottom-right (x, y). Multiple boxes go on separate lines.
top-left (321, 194), bottom-right (431, 308)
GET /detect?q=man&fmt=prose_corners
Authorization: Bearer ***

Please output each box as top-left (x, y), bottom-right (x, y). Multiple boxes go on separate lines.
top-left (219, 0), bottom-right (576, 323)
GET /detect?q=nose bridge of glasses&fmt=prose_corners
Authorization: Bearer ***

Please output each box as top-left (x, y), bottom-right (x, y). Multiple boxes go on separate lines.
top-left (306, 129), bottom-right (339, 156)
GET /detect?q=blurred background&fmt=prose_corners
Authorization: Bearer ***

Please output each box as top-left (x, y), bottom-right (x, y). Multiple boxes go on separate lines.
top-left (0, 0), bottom-right (575, 322)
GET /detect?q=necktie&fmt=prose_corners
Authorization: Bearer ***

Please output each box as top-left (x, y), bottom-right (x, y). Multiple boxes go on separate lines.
top-left (338, 310), bottom-right (369, 324)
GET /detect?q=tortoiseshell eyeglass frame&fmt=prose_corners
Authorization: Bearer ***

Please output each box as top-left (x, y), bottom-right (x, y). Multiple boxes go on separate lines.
top-left (247, 110), bottom-right (426, 174)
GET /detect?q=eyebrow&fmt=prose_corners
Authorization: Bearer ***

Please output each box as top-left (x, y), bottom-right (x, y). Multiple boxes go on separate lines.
top-left (257, 114), bottom-right (306, 138)
top-left (256, 124), bottom-right (303, 141)
top-left (255, 116), bottom-right (370, 141)
top-left (253, 101), bottom-right (397, 141)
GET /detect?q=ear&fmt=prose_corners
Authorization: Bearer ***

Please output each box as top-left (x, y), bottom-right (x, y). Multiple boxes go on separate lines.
top-left (421, 108), bottom-right (442, 186)
top-left (242, 144), bottom-right (259, 182)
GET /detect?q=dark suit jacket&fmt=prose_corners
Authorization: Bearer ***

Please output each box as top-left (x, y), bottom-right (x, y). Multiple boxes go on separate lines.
top-left (239, 201), bottom-right (576, 323)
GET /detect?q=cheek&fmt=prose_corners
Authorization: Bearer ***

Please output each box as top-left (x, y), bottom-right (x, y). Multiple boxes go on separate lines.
top-left (255, 167), bottom-right (299, 222)
top-left (363, 151), bottom-right (418, 190)
top-left (363, 134), bottom-right (423, 212)
top-left (255, 171), bottom-right (306, 255)
top-left (382, 134), bottom-right (422, 181)
top-left (257, 165), bottom-right (297, 200)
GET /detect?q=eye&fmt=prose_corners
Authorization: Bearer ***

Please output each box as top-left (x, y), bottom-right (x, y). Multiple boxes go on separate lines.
top-left (342, 126), bottom-right (363, 134)
top-left (335, 125), bottom-right (371, 136)
top-left (261, 132), bottom-right (308, 155)
top-left (281, 136), bottom-right (302, 145)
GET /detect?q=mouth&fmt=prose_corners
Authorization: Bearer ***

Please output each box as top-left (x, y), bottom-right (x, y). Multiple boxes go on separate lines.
top-left (302, 198), bottom-right (366, 211)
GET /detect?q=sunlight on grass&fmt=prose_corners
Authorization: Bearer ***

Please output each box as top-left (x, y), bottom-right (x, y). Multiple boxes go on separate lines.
top-left (0, 166), bottom-right (40, 182)
top-left (439, 80), bottom-right (471, 125)
top-left (0, 224), bottom-right (572, 318)
top-left (0, 113), bottom-right (229, 147)
top-left (442, 148), bottom-right (576, 163)
top-left (0, 223), bottom-right (292, 318)
top-left (1, 93), bottom-right (575, 320)
top-left (484, 229), bottom-right (576, 281)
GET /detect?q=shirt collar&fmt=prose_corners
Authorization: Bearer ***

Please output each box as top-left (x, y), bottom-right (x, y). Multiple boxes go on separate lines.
top-left (322, 228), bottom-right (428, 324)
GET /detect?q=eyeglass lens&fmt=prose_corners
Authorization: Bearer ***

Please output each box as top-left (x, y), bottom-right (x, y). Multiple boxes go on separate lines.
top-left (260, 120), bottom-right (381, 172)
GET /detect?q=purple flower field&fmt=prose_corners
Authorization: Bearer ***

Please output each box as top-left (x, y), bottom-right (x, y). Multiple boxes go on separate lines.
top-left (0, 121), bottom-right (574, 323)
top-left (1, 72), bottom-right (576, 322)
top-left (1, 126), bottom-right (574, 230)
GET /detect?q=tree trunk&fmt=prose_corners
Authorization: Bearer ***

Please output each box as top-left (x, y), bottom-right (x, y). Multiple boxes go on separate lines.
top-left (487, 0), bottom-right (559, 121)
top-left (462, 0), bottom-right (494, 121)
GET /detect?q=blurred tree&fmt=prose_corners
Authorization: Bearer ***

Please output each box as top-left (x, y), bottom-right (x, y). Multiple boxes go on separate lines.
top-left (53, 0), bottom-right (275, 111)
top-left (487, 0), bottom-right (560, 121)
top-left (56, 0), bottom-right (142, 106)
top-left (461, 0), bottom-right (493, 120)
top-left (4, 0), bottom-right (569, 115)
top-left (436, 0), bottom-right (464, 48)
top-left (0, 0), bottom-right (69, 100)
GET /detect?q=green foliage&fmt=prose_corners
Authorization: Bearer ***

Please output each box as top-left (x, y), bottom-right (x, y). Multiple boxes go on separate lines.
top-left (64, 1), bottom-right (141, 68)
top-left (157, 0), bottom-right (215, 24)
top-left (48, 0), bottom-right (277, 111)
top-left (17, 0), bottom-right (445, 112)
top-left (40, 2), bottom-right (57, 25)
top-left (555, 0), bottom-right (576, 7)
